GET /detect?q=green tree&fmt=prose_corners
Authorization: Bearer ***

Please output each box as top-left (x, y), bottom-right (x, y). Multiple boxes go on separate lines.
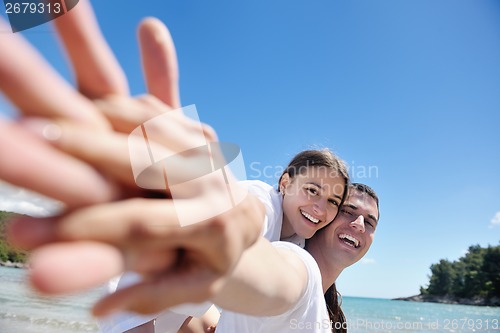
top-left (481, 245), bottom-right (500, 298)
top-left (0, 211), bottom-right (27, 263)
top-left (450, 260), bottom-right (466, 297)
top-left (0, 241), bottom-right (9, 262)
top-left (460, 245), bottom-right (486, 298)
top-left (426, 259), bottom-right (456, 296)
top-left (422, 244), bottom-right (500, 300)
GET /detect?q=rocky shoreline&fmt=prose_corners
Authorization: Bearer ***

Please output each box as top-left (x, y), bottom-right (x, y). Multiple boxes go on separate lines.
top-left (394, 294), bottom-right (500, 307)
top-left (0, 260), bottom-right (27, 269)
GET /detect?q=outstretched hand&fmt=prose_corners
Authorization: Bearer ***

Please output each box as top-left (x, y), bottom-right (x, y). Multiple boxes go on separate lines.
top-left (0, 0), bottom-right (179, 207)
top-left (10, 164), bottom-right (263, 316)
top-left (2, 1), bottom-right (266, 316)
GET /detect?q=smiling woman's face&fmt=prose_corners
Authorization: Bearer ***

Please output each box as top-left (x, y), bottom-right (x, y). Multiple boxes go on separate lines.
top-left (280, 166), bottom-right (346, 239)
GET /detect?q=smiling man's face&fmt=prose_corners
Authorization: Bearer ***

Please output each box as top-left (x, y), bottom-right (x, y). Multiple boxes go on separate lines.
top-left (318, 187), bottom-right (379, 268)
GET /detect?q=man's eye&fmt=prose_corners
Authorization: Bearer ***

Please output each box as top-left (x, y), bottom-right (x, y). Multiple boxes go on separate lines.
top-left (366, 221), bottom-right (375, 228)
top-left (341, 209), bottom-right (352, 216)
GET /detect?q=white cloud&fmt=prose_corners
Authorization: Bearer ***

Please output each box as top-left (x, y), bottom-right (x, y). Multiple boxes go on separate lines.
top-left (0, 181), bottom-right (63, 217)
top-left (360, 258), bottom-right (376, 265)
top-left (490, 212), bottom-right (500, 228)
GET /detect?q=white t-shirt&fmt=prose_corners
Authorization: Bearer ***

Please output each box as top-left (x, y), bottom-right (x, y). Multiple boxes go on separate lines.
top-left (98, 272), bottom-right (211, 333)
top-left (99, 180), bottom-right (306, 332)
top-left (239, 180), bottom-right (284, 242)
top-left (216, 241), bottom-right (330, 333)
top-left (239, 180), bottom-right (305, 247)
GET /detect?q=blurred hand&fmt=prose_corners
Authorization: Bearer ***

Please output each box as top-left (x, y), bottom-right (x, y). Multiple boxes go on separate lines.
top-left (0, 0), bottom-right (179, 207)
top-left (2, 2), bottom-right (265, 315)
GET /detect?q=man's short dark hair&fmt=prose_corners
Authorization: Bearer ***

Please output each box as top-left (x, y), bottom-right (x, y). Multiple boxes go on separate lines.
top-left (350, 183), bottom-right (379, 219)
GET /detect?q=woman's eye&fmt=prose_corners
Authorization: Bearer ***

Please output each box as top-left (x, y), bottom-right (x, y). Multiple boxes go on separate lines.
top-left (328, 199), bottom-right (339, 206)
top-left (306, 187), bottom-right (318, 195)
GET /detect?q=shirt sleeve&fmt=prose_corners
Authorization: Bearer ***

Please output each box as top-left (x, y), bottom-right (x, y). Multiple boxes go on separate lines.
top-left (239, 180), bottom-right (282, 241)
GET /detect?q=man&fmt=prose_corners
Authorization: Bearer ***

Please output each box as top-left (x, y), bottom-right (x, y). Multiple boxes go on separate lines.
top-left (213, 183), bottom-right (379, 332)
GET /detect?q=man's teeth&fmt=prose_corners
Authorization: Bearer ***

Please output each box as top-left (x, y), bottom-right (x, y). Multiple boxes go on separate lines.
top-left (339, 233), bottom-right (360, 248)
top-left (301, 211), bottom-right (320, 224)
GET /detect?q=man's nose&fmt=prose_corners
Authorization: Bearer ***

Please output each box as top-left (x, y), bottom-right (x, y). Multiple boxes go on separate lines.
top-left (350, 215), bottom-right (365, 233)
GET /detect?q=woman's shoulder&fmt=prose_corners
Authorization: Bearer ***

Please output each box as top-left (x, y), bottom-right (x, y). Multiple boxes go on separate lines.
top-left (239, 180), bottom-right (281, 207)
top-left (239, 180), bottom-right (276, 192)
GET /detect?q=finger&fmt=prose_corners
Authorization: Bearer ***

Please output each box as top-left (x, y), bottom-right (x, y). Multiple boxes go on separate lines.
top-left (95, 95), bottom-right (168, 133)
top-left (19, 117), bottom-right (138, 188)
top-left (0, 118), bottom-right (116, 208)
top-left (53, 0), bottom-right (129, 98)
top-left (129, 97), bottom-right (210, 151)
top-left (19, 115), bottom-right (200, 191)
top-left (92, 96), bottom-right (217, 193)
top-left (93, 268), bottom-right (224, 316)
top-left (131, 95), bottom-right (209, 150)
top-left (96, 95), bottom-right (209, 152)
top-left (9, 195), bottom-right (237, 266)
top-left (29, 241), bottom-right (124, 294)
top-left (123, 247), bottom-right (177, 275)
top-left (138, 18), bottom-right (180, 108)
top-left (0, 19), bottom-right (108, 128)
top-left (19, 112), bottom-right (215, 194)
top-left (8, 199), bottom-right (180, 250)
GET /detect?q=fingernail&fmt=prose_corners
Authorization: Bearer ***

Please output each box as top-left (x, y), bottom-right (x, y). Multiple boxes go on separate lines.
top-left (18, 118), bottom-right (62, 141)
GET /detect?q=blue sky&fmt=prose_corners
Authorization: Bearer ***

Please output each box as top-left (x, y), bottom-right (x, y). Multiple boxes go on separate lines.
top-left (1, 0), bottom-right (499, 299)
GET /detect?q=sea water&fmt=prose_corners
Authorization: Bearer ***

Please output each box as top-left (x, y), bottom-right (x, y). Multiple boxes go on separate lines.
top-left (342, 297), bottom-right (499, 332)
top-left (0, 266), bottom-right (102, 333)
top-left (1, 266), bottom-right (499, 333)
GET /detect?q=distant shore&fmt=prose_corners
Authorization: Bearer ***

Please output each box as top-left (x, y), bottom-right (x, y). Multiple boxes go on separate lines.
top-left (394, 294), bottom-right (500, 307)
top-left (0, 260), bottom-right (27, 269)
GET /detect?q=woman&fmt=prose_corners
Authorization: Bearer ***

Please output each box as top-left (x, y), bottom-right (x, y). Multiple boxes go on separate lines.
top-left (215, 182), bottom-right (379, 333)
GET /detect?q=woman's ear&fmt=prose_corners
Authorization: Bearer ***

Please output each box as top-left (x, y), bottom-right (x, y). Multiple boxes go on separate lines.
top-left (279, 173), bottom-right (290, 194)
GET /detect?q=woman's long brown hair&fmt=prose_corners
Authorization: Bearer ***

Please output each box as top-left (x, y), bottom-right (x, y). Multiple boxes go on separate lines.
top-left (325, 283), bottom-right (347, 333)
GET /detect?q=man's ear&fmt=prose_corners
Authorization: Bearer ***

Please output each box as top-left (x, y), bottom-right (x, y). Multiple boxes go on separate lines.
top-left (279, 173), bottom-right (290, 194)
